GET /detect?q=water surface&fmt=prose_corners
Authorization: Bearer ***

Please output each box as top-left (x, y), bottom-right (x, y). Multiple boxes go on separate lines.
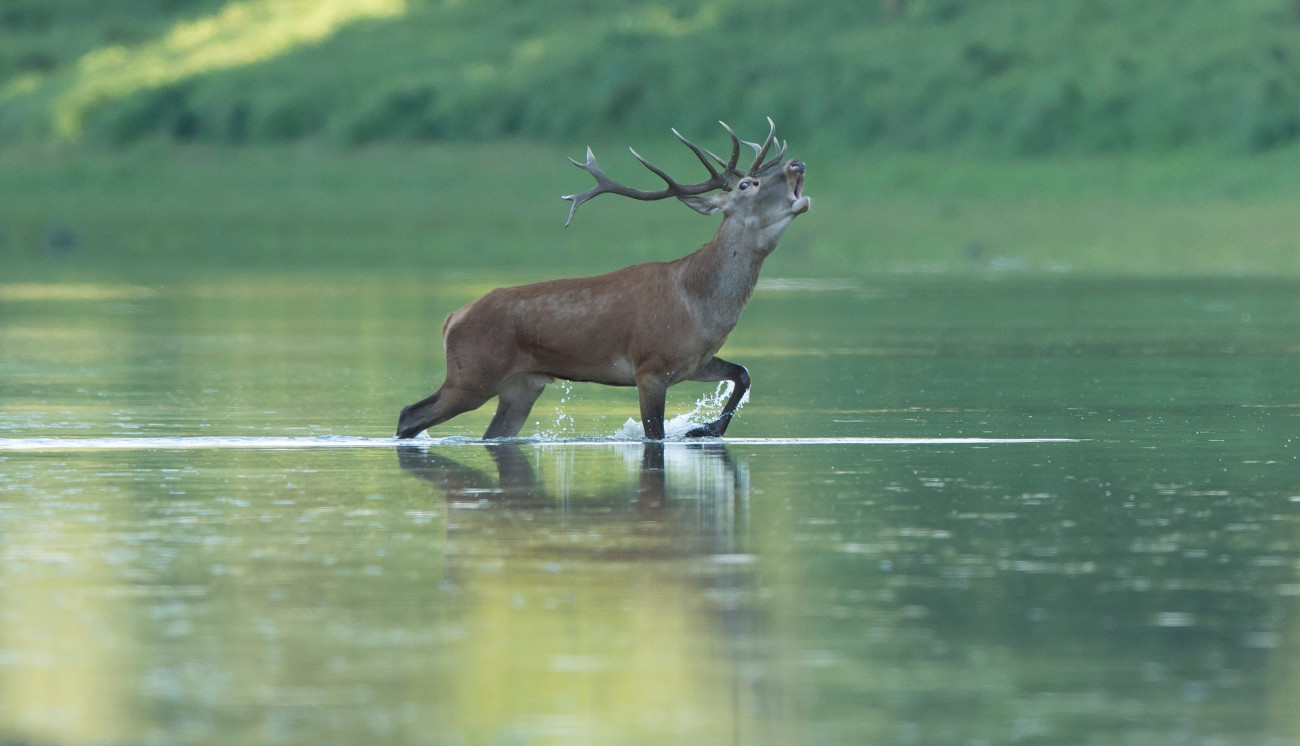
top-left (1, 276), bottom-right (1298, 745)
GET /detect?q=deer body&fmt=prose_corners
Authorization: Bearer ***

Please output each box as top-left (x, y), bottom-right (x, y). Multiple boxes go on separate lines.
top-left (396, 120), bottom-right (809, 440)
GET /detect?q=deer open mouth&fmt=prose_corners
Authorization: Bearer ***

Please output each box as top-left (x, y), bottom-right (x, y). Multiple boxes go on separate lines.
top-left (789, 172), bottom-right (810, 214)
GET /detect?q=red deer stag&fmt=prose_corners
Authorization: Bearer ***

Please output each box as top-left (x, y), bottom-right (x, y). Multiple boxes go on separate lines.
top-left (396, 118), bottom-right (810, 440)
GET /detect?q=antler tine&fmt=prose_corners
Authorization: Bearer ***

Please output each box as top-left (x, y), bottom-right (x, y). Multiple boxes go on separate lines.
top-left (717, 121), bottom-right (743, 173)
top-left (672, 128), bottom-right (721, 178)
top-left (746, 116), bottom-right (777, 174)
top-left (756, 138), bottom-right (789, 174)
top-left (561, 148), bottom-right (602, 227)
top-left (630, 146), bottom-right (688, 189)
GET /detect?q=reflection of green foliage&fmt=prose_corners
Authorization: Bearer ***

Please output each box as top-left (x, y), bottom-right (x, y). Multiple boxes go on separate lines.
top-left (4, 0), bottom-right (1300, 153)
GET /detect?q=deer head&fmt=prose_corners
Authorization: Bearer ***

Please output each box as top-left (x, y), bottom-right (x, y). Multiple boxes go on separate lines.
top-left (562, 117), bottom-right (810, 232)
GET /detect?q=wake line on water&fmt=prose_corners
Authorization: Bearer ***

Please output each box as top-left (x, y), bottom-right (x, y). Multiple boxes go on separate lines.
top-left (0, 435), bottom-right (1079, 452)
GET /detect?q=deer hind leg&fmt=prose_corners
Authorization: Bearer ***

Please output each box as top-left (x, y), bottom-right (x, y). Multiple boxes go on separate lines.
top-left (684, 357), bottom-right (751, 438)
top-left (396, 384), bottom-right (493, 439)
top-left (483, 374), bottom-right (548, 440)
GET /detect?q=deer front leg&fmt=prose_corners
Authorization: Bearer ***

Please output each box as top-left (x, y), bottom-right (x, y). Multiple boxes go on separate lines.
top-left (684, 357), bottom-right (750, 438)
top-left (636, 374), bottom-right (669, 440)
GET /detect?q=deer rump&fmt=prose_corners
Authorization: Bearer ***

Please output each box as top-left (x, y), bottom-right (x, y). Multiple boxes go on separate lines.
top-left (396, 118), bottom-right (809, 441)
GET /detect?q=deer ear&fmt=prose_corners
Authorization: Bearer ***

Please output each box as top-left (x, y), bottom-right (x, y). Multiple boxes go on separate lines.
top-left (678, 193), bottom-right (727, 215)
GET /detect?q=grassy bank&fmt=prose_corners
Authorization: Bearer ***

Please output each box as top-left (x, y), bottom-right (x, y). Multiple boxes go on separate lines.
top-left (3, 141), bottom-right (1300, 280)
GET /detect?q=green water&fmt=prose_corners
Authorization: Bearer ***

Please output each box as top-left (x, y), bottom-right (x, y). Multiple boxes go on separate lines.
top-left (1, 275), bottom-right (1298, 745)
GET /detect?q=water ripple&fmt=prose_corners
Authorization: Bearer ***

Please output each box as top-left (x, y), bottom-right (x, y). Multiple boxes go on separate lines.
top-left (0, 435), bottom-right (1079, 452)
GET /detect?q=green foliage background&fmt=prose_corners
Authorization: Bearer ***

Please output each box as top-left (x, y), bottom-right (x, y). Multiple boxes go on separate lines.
top-left (2, 0), bottom-right (1299, 276)
top-left (5, 0), bottom-right (1300, 153)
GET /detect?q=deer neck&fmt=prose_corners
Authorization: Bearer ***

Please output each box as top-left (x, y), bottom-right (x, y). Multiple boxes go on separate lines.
top-left (678, 216), bottom-right (781, 328)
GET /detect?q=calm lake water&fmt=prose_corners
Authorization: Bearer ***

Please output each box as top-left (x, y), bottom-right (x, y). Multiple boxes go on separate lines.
top-left (2, 275), bottom-right (1298, 745)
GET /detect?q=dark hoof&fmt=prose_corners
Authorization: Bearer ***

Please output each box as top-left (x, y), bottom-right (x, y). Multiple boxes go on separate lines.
top-left (684, 425), bottom-right (721, 439)
top-left (395, 420), bottom-right (424, 439)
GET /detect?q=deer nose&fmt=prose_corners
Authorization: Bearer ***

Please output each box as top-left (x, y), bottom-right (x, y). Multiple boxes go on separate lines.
top-left (788, 160), bottom-right (805, 174)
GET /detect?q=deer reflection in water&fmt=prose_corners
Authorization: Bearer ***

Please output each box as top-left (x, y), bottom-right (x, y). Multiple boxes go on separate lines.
top-left (395, 442), bottom-right (749, 559)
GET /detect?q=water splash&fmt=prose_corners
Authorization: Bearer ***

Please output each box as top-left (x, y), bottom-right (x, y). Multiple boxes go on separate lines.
top-left (542, 381), bottom-right (578, 439)
top-left (612, 381), bottom-right (746, 440)
top-left (529, 380), bottom-right (579, 439)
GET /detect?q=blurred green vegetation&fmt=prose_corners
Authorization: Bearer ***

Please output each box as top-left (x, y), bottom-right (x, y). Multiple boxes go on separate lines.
top-left (5, 142), bottom-right (1299, 278)
top-left (2, 0), bottom-right (1300, 276)
top-left (5, 0), bottom-right (1300, 152)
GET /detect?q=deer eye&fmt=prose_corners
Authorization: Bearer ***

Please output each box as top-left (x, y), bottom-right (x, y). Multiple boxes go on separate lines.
top-left (739, 180), bottom-right (753, 190)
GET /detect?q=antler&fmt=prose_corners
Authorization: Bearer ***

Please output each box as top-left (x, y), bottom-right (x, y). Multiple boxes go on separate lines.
top-left (562, 121), bottom-right (748, 227)
top-left (744, 117), bottom-right (788, 175)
